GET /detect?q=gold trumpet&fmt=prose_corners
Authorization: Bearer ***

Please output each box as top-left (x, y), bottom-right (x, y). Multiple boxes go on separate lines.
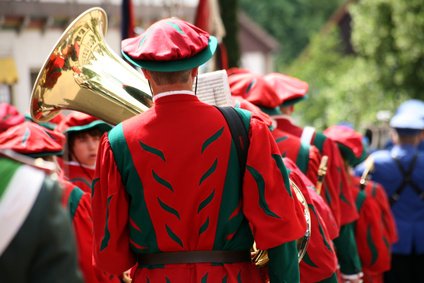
top-left (30, 7), bottom-right (152, 126)
top-left (30, 7), bottom-right (311, 267)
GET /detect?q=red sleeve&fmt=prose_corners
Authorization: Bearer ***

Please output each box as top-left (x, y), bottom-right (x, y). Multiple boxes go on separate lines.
top-left (92, 135), bottom-right (136, 275)
top-left (242, 116), bottom-right (306, 250)
top-left (305, 145), bottom-right (321, 185)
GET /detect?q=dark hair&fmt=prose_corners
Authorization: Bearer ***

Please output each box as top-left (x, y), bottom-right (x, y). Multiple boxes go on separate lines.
top-left (66, 127), bottom-right (103, 160)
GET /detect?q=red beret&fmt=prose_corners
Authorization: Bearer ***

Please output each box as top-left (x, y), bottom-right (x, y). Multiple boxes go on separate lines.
top-left (0, 103), bottom-right (25, 133)
top-left (56, 111), bottom-right (111, 135)
top-left (230, 96), bottom-right (273, 127)
top-left (121, 18), bottom-right (217, 72)
top-left (264, 73), bottom-right (308, 106)
top-left (228, 70), bottom-right (280, 109)
top-left (324, 125), bottom-right (367, 166)
top-left (0, 121), bottom-right (65, 157)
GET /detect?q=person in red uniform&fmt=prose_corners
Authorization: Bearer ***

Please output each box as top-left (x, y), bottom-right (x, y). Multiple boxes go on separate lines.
top-left (229, 73), bottom-right (339, 282)
top-left (92, 17), bottom-right (306, 283)
top-left (324, 124), bottom-right (394, 283)
top-left (228, 70), bottom-right (362, 282)
top-left (56, 111), bottom-right (111, 193)
top-left (0, 120), bottom-right (120, 283)
top-left (0, 102), bottom-right (24, 133)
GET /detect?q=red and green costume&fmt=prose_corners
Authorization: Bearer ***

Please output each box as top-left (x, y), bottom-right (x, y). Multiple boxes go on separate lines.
top-left (61, 180), bottom-right (121, 283)
top-left (350, 176), bottom-right (391, 283)
top-left (92, 94), bottom-right (306, 282)
top-left (284, 158), bottom-right (338, 283)
top-left (62, 161), bottom-right (95, 194)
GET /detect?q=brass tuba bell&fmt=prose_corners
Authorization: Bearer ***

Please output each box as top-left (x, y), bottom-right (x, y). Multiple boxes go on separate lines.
top-left (30, 7), bottom-right (152, 126)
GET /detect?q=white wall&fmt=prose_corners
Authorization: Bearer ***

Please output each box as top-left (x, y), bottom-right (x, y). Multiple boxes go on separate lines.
top-left (240, 52), bottom-right (266, 75)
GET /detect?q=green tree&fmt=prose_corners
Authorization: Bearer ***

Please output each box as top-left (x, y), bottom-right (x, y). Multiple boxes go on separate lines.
top-left (239, 0), bottom-right (344, 66)
top-left (350, 0), bottom-right (424, 100)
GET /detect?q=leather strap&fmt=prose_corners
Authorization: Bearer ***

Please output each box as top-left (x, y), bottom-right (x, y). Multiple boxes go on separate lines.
top-left (137, 250), bottom-right (251, 265)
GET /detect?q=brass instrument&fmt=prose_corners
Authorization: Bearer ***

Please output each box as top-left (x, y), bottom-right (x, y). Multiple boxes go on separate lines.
top-left (359, 157), bottom-right (374, 190)
top-left (30, 7), bottom-right (310, 268)
top-left (316, 155), bottom-right (329, 195)
top-left (251, 179), bottom-right (312, 266)
top-left (30, 7), bottom-right (152, 126)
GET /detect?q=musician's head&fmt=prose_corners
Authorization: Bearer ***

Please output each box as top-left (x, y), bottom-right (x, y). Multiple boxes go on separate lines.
top-left (389, 112), bottom-right (424, 146)
top-left (121, 17), bottom-right (217, 94)
top-left (56, 111), bottom-right (111, 167)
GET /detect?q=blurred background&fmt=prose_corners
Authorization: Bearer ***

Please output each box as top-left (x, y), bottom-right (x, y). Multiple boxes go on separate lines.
top-left (0, 0), bottom-right (423, 138)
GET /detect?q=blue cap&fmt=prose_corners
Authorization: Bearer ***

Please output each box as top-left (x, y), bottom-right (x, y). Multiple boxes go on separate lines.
top-left (396, 99), bottom-right (424, 118)
top-left (390, 112), bottom-right (424, 136)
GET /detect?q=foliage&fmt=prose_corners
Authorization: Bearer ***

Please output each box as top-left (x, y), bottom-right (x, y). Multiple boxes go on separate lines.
top-left (350, 0), bottom-right (424, 100)
top-left (239, 0), bottom-right (344, 66)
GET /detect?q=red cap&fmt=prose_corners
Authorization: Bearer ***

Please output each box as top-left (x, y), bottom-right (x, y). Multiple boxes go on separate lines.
top-left (0, 121), bottom-right (65, 157)
top-left (56, 111), bottom-right (111, 135)
top-left (0, 103), bottom-right (25, 132)
top-left (230, 96), bottom-right (273, 127)
top-left (264, 73), bottom-right (308, 106)
top-left (228, 70), bottom-right (280, 109)
top-left (121, 18), bottom-right (217, 72)
top-left (324, 125), bottom-right (367, 166)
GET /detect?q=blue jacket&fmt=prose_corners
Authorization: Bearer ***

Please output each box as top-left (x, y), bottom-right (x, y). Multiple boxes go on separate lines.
top-left (355, 145), bottom-right (424, 255)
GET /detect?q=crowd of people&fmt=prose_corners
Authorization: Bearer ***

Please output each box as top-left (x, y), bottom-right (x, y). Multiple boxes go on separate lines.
top-left (0, 16), bottom-right (423, 283)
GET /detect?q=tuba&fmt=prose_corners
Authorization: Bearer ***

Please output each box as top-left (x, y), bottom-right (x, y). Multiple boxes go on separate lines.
top-left (30, 7), bottom-right (152, 126)
top-left (30, 7), bottom-right (311, 266)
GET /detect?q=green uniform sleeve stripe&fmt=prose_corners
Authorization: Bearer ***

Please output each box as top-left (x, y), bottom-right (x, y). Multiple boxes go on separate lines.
top-left (201, 273), bottom-right (209, 283)
top-left (199, 217), bottom-right (210, 235)
top-left (276, 136), bottom-right (288, 143)
top-left (139, 140), bottom-right (166, 162)
top-left (271, 154), bottom-right (291, 196)
top-left (302, 251), bottom-right (319, 267)
top-left (157, 197), bottom-right (180, 219)
top-left (334, 223), bottom-right (362, 274)
top-left (198, 190), bottom-right (215, 213)
top-left (313, 132), bottom-right (326, 153)
top-left (309, 204), bottom-right (332, 251)
top-left (69, 177), bottom-right (92, 191)
top-left (296, 142), bottom-right (310, 174)
top-left (100, 196), bottom-right (112, 251)
top-left (202, 127), bottom-right (224, 153)
top-left (355, 190), bottom-right (367, 211)
top-left (367, 225), bottom-right (378, 265)
top-left (68, 187), bottom-right (84, 219)
top-left (247, 165), bottom-right (280, 218)
top-left (165, 224), bottom-right (183, 247)
top-left (152, 170), bottom-right (174, 192)
top-left (199, 159), bottom-right (218, 185)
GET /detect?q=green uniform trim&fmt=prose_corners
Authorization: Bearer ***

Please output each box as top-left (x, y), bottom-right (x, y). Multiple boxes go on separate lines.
top-left (313, 132), bottom-right (327, 153)
top-left (268, 241), bottom-right (300, 283)
top-left (152, 170), bottom-right (174, 192)
top-left (199, 217), bottom-right (210, 235)
top-left (302, 251), bottom-right (318, 267)
top-left (0, 158), bottom-right (21, 199)
top-left (202, 127), bottom-right (224, 153)
top-left (355, 190), bottom-right (367, 212)
top-left (166, 224), bottom-right (183, 247)
top-left (100, 196), bottom-right (112, 251)
top-left (367, 225), bottom-right (378, 265)
top-left (108, 123), bottom-right (159, 252)
top-left (68, 186), bottom-right (84, 219)
top-left (296, 142), bottom-right (310, 174)
top-left (157, 198), bottom-right (180, 219)
top-left (213, 108), bottom-right (253, 250)
top-left (198, 190), bottom-right (215, 213)
top-left (317, 272), bottom-right (338, 283)
top-left (334, 223), bottom-right (362, 274)
top-left (199, 159), bottom-right (218, 185)
top-left (272, 154), bottom-right (292, 197)
top-left (139, 140), bottom-right (166, 161)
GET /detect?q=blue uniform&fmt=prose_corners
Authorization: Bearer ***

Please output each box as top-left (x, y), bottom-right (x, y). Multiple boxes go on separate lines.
top-left (355, 145), bottom-right (424, 255)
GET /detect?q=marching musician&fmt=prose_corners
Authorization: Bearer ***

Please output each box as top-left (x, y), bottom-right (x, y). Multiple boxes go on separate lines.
top-left (355, 109), bottom-right (424, 283)
top-left (0, 149), bottom-right (83, 282)
top-left (325, 124), bottom-right (395, 283)
top-left (92, 17), bottom-right (305, 283)
top-left (56, 111), bottom-right (112, 193)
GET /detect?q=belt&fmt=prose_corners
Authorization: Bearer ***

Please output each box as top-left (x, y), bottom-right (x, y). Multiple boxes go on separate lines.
top-left (137, 250), bottom-right (251, 265)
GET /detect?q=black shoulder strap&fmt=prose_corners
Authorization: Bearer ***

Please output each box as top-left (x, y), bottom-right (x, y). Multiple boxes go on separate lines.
top-left (390, 153), bottom-right (423, 206)
top-left (215, 107), bottom-right (250, 180)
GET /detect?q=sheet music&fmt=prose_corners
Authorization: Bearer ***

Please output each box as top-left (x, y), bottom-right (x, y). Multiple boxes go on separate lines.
top-left (195, 70), bottom-right (232, 107)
